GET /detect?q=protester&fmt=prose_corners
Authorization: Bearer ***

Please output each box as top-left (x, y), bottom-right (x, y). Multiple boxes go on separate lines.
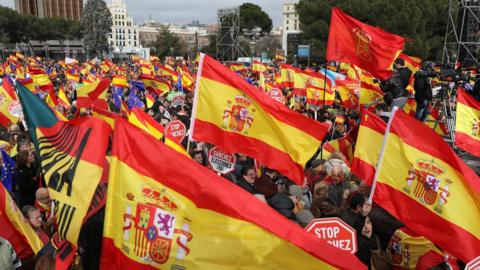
top-left (16, 150), bottom-right (38, 209)
top-left (414, 61), bottom-right (438, 121)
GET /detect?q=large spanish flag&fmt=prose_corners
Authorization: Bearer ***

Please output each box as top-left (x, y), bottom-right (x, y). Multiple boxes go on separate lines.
top-left (326, 7), bottom-right (405, 80)
top-left (455, 90), bottom-right (480, 156)
top-left (100, 118), bottom-right (366, 270)
top-left (351, 110), bottom-right (386, 185)
top-left (17, 83), bottom-right (111, 245)
top-left (0, 78), bottom-right (22, 127)
top-left (372, 109), bottom-right (480, 262)
top-left (192, 54), bottom-right (329, 184)
top-left (0, 184), bottom-right (43, 260)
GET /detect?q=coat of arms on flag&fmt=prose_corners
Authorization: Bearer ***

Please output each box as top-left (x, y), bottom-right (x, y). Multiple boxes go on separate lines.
top-left (222, 95), bottom-right (256, 134)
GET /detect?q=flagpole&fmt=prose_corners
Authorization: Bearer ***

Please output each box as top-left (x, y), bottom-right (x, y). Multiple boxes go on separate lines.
top-left (186, 53), bottom-right (205, 153)
top-left (368, 106), bottom-right (399, 203)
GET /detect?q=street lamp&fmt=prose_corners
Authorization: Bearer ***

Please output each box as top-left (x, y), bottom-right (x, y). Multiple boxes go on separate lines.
top-left (242, 27), bottom-right (262, 59)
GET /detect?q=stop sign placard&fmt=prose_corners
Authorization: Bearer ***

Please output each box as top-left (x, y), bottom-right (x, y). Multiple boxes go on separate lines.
top-left (466, 256), bottom-right (480, 270)
top-left (165, 120), bottom-right (186, 144)
top-left (305, 217), bottom-right (357, 254)
top-left (208, 147), bottom-right (236, 174)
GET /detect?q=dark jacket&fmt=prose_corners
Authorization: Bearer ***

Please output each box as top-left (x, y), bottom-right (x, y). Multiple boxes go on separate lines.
top-left (235, 177), bottom-right (256, 194)
top-left (414, 69), bottom-right (437, 102)
top-left (381, 67), bottom-right (412, 99)
top-left (16, 164), bottom-right (37, 208)
top-left (268, 193), bottom-right (296, 220)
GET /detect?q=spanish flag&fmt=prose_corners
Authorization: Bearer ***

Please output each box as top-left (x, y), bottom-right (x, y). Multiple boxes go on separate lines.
top-left (58, 87), bottom-right (71, 109)
top-left (145, 93), bottom-right (155, 108)
top-left (230, 63), bottom-right (247, 73)
top-left (275, 53), bottom-right (286, 62)
top-left (306, 83), bottom-right (335, 107)
top-left (140, 74), bottom-right (171, 95)
top-left (112, 75), bottom-right (129, 89)
top-left (359, 82), bottom-right (383, 106)
top-left (157, 64), bottom-right (178, 82)
top-left (128, 108), bottom-right (188, 157)
top-left (0, 184), bottom-right (43, 260)
top-left (326, 8), bottom-right (405, 80)
top-left (17, 82), bottom-right (111, 245)
top-left (455, 90), bottom-right (480, 156)
top-left (28, 66), bottom-right (52, 88)
top-left (252, 60), bottom-right (267, 73)
top-left (350, 110), bottom-right (386, 185)
top-left (66, 69), bottom-right (80, 83)
top-left (76, 78), bottom-right (111, 110)
top-left (280, 64), bottom-right (295, 88)
top-left (100, 118), bottom-right (366, 270)
top-left (335, 77), bottom-right (359, 109)
top-left (191, 54), bottom-right (329, 184)
top-left (0, 78), bottom-right (22, 128)
top-left (372, 109), bottom-right (480, 263)
top-left (322, 136), bottom-right (353, 163)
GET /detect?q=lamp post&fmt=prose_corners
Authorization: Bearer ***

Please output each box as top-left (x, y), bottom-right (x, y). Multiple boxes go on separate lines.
top-left (242, 27), bottom-right (262, 62)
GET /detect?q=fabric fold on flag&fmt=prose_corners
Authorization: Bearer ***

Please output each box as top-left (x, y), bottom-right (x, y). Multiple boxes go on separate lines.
top-left (100, 118), bottom-right (366, 270)
top-left (191, 54), bottom-right (329, 184)
top-left (372, 109), bottom-right (480, 262)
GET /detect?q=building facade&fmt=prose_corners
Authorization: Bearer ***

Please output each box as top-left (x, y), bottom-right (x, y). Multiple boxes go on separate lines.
top-left (282, 2), bottom-right (301, 57)
top-left (107, 0), bottom-right (140, 57)
top-left (14, 0), bottom-right (83, 21)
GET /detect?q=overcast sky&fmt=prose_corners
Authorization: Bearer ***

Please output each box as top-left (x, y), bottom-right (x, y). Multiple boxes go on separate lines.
top-left (0, 0), bottom-right (288, 26)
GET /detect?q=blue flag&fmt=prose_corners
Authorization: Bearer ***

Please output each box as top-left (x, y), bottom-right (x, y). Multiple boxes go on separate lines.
top-left (177, 72), bottom-right (183, 92)
top-left (127, 89), bottom-right (144, 109)
top-left (0, 149), bottom-right (16, 192)
top-left (130, 80), bottom-right (146, 92)
top-left (112, 86), bottom-right (124, 110)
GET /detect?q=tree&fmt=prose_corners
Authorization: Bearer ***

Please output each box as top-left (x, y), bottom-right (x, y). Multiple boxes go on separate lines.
top-left (296, 0), bottom-right (449, 62)
top-left (254, 35), bottom-right (281, 58)
top-left (149, 25), bottom-right (187, 58)
top-left (81, 0), bottom-right (112, 57)
top-left (239, 3), bottom-right (273, 35)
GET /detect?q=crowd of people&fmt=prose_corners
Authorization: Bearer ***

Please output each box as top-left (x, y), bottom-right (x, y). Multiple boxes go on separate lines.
top-left (0, 51), bottom-right (477, 270)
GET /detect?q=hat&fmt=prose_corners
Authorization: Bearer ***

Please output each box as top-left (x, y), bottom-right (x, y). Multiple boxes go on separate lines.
top-left (288, 185), bottom-right (304, 199)
top-left (296, 210), bottom-right (314, 228)
top-left (254, 176), bottom-right (277, 199)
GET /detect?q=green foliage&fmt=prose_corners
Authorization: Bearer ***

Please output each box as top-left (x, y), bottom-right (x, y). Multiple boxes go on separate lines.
top-left (296, 0), bottom-right (449, 62)
top-left (0, 6), bottom-right (82, 44)
top-left (239, 3), bottom-right (273, 35)
top-left (149, 25), bottom-right (187, 58)
top-left (81, 0), bottom-right (112, 57)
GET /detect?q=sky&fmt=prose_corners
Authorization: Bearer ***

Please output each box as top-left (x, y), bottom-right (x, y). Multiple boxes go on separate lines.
top-left (0, 0), bottom-right (287, 26)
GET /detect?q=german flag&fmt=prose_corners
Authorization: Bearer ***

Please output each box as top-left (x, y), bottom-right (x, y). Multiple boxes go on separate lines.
top-left (351, 110), bottom-right (386, 185)
top-left (0, 78), bottom-right (22, 128)
top-left (100, 118), bottom-right (366, 270)
top-left (191, 54), bottom-right (329, 184)
top-left (140, 74), bottom-right (171, 95)
top-left (372, 109), bottom-right (480, 263)
top-left (455, 90), bottom-right (480, 156)
top-left (17, 83), bottom-right (111, 245)
top-left (0, 184), bottom-right (43, 260)
top-left (76, 78), bottom-right (111, 110)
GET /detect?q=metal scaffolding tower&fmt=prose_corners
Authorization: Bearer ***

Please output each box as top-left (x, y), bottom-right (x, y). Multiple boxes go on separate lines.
top-left (216, 7), bottom-right (246, 61)
top-left (443, 0), bottom-right (480, 65)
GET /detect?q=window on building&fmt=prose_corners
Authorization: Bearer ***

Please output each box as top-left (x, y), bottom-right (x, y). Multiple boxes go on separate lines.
top-left (286, 27), bottom-right (289, 31)
top-left (134, 41), bottom-right (137, 46)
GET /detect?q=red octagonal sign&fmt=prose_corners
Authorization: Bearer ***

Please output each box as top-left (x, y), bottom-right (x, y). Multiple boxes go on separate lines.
top-left (305, 217), bottom-right (357, 254)
top-left (466, 256), bottom-right (480, 270)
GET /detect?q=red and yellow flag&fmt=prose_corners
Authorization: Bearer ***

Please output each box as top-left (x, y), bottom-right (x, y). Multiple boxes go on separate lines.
top-left (0, 78), bottom-right (22, 127)
top-left (351, 110), bottom-right (386, 185)
top-left (100, 118), bottom-right (366, 270)
top-left (280, 64), bottom-right (295, 88)
top-left (372, 109), bottom-right (480, 262)
top-left (112, 75), bottom-right (129, 88)
top-left (306, 83), bottom-right (335, 107)
top-left (322, 136), bottom-right (353, 163)
top-left (76, 78), bottom-right (110, 110)
top-left (192, 54), bottom-right (329, 184)
top-left (140, 74), bottom-right (171, 95)
top-left (326, 8), bottom-right (405, 80)
top-left (359, 82), bottom-right (383, 106)
top-left (0, 184), bottom-right (43, 260)
top-left (157, 64), bottom-right (178, 82)
top-left (252, 60), bottom-right (267, 73)
top-left (455, 90), bottom-right (480, 156)
top-left (230, 63), bottom-right (247, 73)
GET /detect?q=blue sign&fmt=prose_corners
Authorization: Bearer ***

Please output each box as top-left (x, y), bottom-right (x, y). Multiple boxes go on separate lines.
top-left (298, 45), bottom-right (310, 58)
